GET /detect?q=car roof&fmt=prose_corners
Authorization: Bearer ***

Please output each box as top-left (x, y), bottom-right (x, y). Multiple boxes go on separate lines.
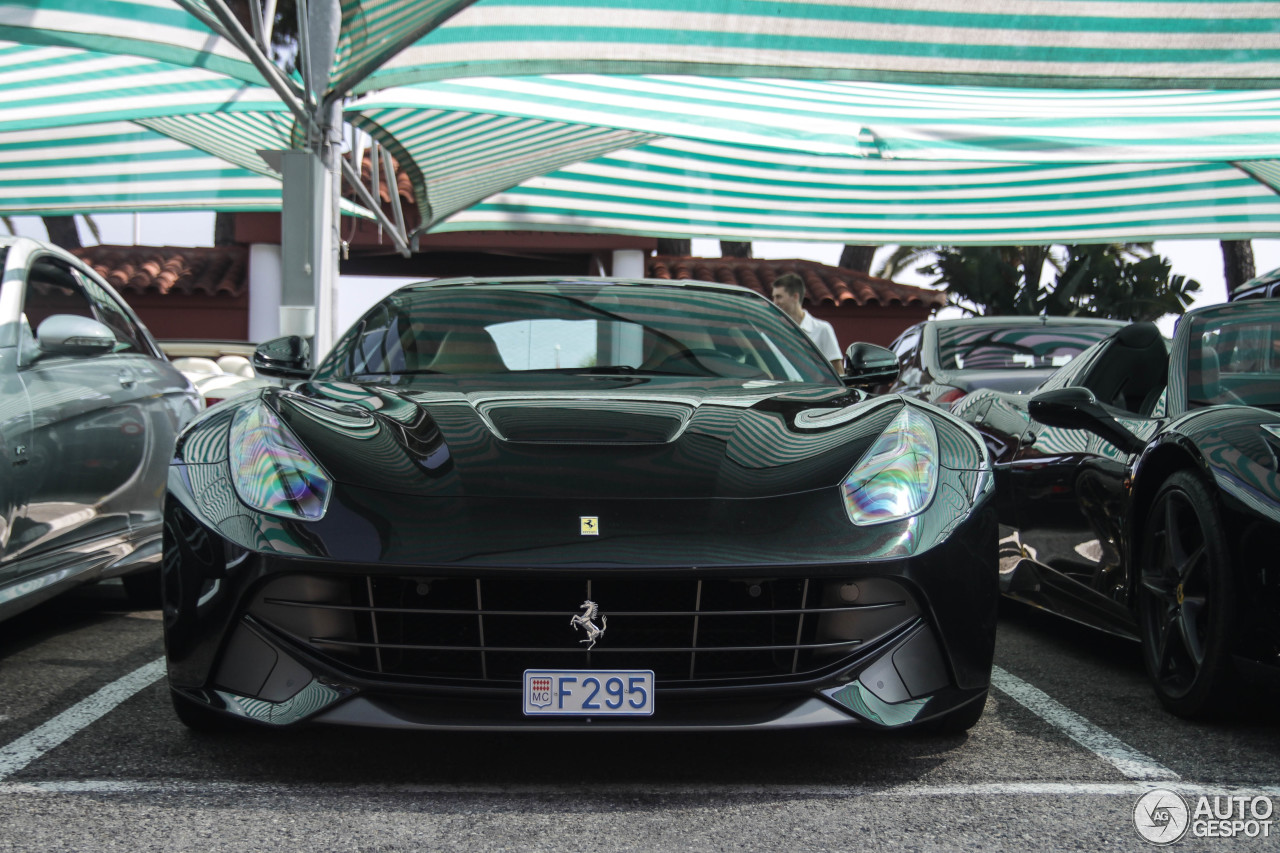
top-left (923, 315), bottom-right (1127, 328)
top-left (0, 234), bottom-right (91, 268)
top-left (1229, 266), bottom-right (1280, 299)
top-left (1182, 296), bottom-right (1280, 324)
top-left (396, 276), bottom-right (762, 298)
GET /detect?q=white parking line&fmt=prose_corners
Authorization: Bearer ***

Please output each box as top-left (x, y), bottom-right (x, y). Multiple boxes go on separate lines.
top-left (991, 666), bottom-right (1179, 781)
top-left (0, 658), bottom-right (1200, 788)
top-left (1, 780), bottom-right (1277, 798)
top-left (0, 657), bottom-right (165, 782)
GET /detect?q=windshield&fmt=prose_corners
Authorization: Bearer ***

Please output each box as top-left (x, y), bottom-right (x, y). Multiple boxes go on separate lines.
top-left (314, 281), bottom-right (835, 385)
top-left (1187, 305), bottom-right (1280, 410)
top-left (937, 323), bottom-right (1119, 371)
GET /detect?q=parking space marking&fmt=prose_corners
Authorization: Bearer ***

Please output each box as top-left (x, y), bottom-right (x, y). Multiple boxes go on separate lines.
top-left (1, 780), bottom-right (1277, 798)
top-left (0, 657), bottom-right (165, 782)
top-left (0, 660), bottom-right (1202, 788)
top-left (991, 666), bottom-right (1178, 781)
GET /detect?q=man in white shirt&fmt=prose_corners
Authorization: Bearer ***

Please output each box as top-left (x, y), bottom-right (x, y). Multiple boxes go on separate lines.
top-left (771, 272), bottom-right (843, 373)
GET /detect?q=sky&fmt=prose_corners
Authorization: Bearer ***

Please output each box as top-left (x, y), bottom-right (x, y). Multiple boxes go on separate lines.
top-left (8, 212), bottom-right (1280, 338)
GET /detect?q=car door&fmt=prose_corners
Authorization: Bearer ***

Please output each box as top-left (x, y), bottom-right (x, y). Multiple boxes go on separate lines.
top-left (74, 265), bottom-right (199, 542)
top-left (1003, 326), bottom-right (1167, 632)
top-left (0, 267), bottom-right (35, 586)
top-left (4, 251), bottom-right (173, 577)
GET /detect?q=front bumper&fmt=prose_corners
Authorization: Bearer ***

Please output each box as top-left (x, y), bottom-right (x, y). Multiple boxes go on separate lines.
top-left (162, 490), bottom-right (997, 732)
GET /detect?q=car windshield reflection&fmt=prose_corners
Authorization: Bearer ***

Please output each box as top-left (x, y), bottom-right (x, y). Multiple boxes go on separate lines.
top-left (938, 324), bottom-right (1121, 371)
top-left (315, 282), bottom-right (835, 385)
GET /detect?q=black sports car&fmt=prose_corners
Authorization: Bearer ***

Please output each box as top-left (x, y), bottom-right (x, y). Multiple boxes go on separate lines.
top-left (883, 316), bottom-right (1125, 407)
top-left (952, 301), bottom-right (1280, 717)
top-left (163, 277), bottom-right (996, 733)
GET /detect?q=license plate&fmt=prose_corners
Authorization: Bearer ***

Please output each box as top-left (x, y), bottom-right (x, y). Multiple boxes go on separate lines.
top-left (523, 669), bottom-right (654, 716)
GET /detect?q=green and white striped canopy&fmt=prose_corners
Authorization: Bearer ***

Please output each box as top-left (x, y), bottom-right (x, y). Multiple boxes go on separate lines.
top-left (355, 75), bottom-right (1280, 163)
top-left (0, 40), bottom-right (388, 215)
top-left (0, 40), bottom-right (289, 212)
top-left (0, 0), bottom-right (265, 85)
top-left (0, 120), bottom-right (285, 214)
top-left (348, 74), bottom-right (1280, 243)
top-left (368, 0), bottom-right (1280, 93)
top-left (4, 0), bottom-right (1279, 96)
top-left (5, 1), bottom-right (1280, 242)
top-left (437, 144), bottom-right (1280, 245)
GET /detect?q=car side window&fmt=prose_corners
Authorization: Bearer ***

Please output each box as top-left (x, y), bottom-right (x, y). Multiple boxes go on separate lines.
top-left (20, 258), bottom-right (98, 365)
top-left (891, 328), bottom-right (921, 365)
top-left (76, 269), bottom-right (152, 355)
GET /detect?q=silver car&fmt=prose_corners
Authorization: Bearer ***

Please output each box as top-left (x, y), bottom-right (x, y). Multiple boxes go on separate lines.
top-left (0, 236), bottom-right (201, 619)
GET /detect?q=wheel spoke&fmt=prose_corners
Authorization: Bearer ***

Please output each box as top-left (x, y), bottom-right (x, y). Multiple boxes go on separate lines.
top-left (1179, 596), bottom-right (1207, 666)
top-left (1163, 498), bottom-right (1189, 567)
top-left (1156, 610), bottom-right (1179, 674)
top-left (1141, 516), bottom-right (1179, 600)
top-left (1179, 544), bottom-right (1207, 586)
top-left (1141, 574), bottom-right (1176, 601)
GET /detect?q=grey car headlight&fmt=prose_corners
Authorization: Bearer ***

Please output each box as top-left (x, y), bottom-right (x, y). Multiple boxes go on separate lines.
top-left (230, 400), bottom-right (332, 521)
top-left (841, 404), bottom-right (939, 526)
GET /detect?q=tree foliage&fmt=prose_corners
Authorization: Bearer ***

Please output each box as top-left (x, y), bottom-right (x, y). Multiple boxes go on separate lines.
top-left (1052, 244), bottom-right (1199, 322)
top-left (883, 243), bottom-right (1200, 322)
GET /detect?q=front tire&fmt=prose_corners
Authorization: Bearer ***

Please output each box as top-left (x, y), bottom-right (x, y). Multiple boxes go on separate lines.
top-left (1136, 471), bottom-right (1236, 718)
top-left (121, 567), bottom-right (162, 609)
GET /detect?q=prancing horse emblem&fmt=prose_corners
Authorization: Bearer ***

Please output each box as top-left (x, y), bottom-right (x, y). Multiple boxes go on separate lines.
top-left (570, 600), bottom-right (607, 649)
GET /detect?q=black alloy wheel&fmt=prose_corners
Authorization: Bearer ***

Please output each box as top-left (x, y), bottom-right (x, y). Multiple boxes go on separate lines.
top-left (1136, 471), bottom-right (1236, 718)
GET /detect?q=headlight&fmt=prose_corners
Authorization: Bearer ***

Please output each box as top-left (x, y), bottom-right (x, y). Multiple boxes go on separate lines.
top-left (841, 404), bottom-right (938, 526)
top-left (230, 400), bottom-right (332, 520)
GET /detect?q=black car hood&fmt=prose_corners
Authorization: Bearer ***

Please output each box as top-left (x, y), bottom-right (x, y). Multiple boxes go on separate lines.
top-left (264, 377), bottom-right (902, 501)
top-left (934, 368), bottom-right (1055, 395)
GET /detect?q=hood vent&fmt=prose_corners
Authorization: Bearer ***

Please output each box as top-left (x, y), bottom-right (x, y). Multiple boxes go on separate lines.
top-left (481, 401), bottom-right (693, 444)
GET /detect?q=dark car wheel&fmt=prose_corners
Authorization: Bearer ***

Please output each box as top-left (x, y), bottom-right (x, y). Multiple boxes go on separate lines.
top-left (1136, 471), bottom-right (1237, 718)
top-left (121, 567), bottom-right (162, 609)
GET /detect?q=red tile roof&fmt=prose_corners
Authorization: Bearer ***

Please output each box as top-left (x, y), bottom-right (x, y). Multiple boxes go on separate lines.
top-left (71, 245), bottom-right (943, 313)
top-left (647, 256), bottom-right (946, 310)
top-left (73, 245), bottom-right (248, 298)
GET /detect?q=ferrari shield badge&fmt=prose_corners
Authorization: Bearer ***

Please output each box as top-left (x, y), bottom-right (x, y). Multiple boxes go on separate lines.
top-left (570, 600), bottom-right (607, 649)
top-left (580, 516), bottom-right (599, 535)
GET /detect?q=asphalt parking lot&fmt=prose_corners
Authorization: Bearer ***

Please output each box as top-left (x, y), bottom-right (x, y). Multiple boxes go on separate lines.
top-left (1, 581), bottom-right (1276, 852)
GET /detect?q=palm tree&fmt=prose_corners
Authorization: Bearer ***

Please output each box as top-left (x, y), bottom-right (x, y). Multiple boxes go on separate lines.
top-left (1221, 240), bottom-right (1256, 295)
top-left (838, 244), bottom-right (876, 273)
top-left (881, 243), bottom-right (1198, 322)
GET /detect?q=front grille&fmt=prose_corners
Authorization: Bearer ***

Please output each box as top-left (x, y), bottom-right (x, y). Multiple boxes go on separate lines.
top-left (250, 573), bottom-right (920, 686)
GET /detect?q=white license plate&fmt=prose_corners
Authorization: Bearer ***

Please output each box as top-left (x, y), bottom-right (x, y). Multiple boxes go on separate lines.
top-left (523, 669), bottom-right (654, 716)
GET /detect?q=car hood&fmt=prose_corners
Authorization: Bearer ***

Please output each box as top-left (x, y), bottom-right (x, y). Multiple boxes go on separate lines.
top-left (200, 377), bottom-right (936, 500)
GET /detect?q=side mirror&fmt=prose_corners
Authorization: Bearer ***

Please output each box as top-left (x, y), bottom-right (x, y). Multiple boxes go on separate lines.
top-left (1028, 387), bottom-right (1145, 455)
top-left (36, 314), bottom-right (117, 356)
top-left (842, 342), bottom-right (899, 388)
top-left (252, 335), bottom-right (312, 379)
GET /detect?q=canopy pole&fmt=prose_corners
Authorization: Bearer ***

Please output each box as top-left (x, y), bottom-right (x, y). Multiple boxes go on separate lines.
top-left (187, 0), bottom-right (311, 129)
top-left (338, 157), bottom-right (412, 256)
top-left (319, 98), bottom-right (343, 360)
